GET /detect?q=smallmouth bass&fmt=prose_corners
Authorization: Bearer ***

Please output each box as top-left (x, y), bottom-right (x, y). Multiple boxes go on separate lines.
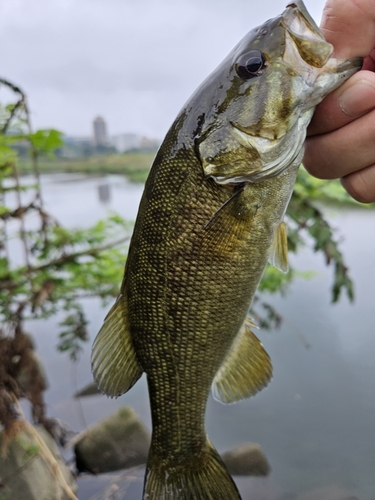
top-left (92, 1), bottom-right (361, 499)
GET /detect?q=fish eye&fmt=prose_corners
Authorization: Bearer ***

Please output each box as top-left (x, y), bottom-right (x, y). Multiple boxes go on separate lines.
top-left (236, 50), bottom-right (266, 79)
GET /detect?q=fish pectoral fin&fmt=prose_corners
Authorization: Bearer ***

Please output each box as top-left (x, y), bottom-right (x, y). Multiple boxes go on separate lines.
top-left (268, 220), bottom-right (289, 273)
top-left (91, 293), bottom-right (143, 398)
top-left (212, 318), bottom-right (272, 404)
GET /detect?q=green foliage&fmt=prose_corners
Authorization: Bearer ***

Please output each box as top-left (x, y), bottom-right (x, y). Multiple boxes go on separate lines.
top-left (250, 166), bottom-right (356, 329)
top-left (0, 78), bottom-right (131, 361)
top-left (17, 151), bottom-right (155, 182)
top-left (0, 215), bottom-right (131, 357)
top-left (57, 305), bottom-right (89, 361)
top-left (294, 165), bottom-right (372, 206)
top-left (287, 167), bottom-right (354, 303)
top-left (28, 129), bottom-right (64, 157)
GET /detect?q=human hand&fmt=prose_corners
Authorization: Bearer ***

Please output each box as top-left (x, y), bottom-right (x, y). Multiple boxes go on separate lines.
top-left (303, 0), bottom-right (375, 203)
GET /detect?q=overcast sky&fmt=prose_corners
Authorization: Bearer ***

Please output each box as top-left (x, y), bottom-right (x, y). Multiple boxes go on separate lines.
top-left (1, 0), bottom-right (326, 140)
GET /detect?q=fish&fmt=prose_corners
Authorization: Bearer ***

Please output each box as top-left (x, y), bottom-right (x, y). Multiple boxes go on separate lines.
top-left (91, 1), bottom-right (361, 499)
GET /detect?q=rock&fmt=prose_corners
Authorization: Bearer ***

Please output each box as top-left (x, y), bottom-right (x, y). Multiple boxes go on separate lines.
top-left (0, 421), bottom-right (78, 500)
top-left (74, 406), bottom-right (151, 474)
top-left (221, 442), bottom-right (271, 476)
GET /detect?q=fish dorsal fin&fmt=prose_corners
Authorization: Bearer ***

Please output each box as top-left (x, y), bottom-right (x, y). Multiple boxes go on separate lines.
top-left (212, 318), bottom-right (272, 404)
top-left (268, 220), bottom-right (289, 273)
top-left (91, 293), bottom-right (143, 398)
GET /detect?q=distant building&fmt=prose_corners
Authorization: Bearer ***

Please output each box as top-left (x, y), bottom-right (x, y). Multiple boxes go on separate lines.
top-left (111, 133), bottom-right (142, 153)
top-left (139, 136), bottom-right (159, 150)
top-left (93, 116), bottom-right (107, 147)
top-left (61, 135), bottom-right (94, 158)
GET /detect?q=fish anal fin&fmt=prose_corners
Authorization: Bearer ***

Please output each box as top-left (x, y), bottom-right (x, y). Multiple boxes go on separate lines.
top-left (269, 220), bottom-right (289, 273)
top-left (212, 318), bottom-right (272, 404)
top-left (91, 294), bottom-right (143, 398)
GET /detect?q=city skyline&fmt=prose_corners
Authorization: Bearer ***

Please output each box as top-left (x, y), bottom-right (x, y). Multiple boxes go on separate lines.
top-left (62, 116), bottom-right (159, 156)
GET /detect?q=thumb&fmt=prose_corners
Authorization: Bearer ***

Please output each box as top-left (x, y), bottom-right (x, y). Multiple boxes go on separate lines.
top-left (320, 0), bottom-right (375, 58)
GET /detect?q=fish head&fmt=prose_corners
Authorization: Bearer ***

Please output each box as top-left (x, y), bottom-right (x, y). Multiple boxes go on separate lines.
top-left (196, 0), bottom-right (362, 184)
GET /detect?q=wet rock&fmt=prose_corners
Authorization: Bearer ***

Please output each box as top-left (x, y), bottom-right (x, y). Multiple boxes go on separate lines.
top-left (296, 485), bottom-right (359, 500)
top-left (0, 421), bottom-right (78, 500)
top-left (74, 406), bottom-right (151, 474)
top-left (221, 442), bottom-right (271, 476)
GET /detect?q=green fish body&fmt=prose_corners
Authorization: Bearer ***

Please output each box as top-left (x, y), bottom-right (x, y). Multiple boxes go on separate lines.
top-left (92, 1), bottom-right (361, 498)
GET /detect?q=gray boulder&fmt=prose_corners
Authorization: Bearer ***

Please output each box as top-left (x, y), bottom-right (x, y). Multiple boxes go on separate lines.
top-left (221, 442), bottom-right (271, 476)
top-left (0, 421), bottom-right (77, 500)
top-left (74, 406), bottom-right (151, 474)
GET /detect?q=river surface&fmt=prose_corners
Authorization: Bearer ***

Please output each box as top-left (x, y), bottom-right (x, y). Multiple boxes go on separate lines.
top-left (20, 173), bottom-right (375, 500)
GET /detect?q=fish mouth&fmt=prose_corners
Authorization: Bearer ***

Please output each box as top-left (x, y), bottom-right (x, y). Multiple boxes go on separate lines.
top-left (285, 0), bottom-right (326, 41)
top-left (282, 1), bottom-right (362, 78)
top-left (283, 0), bottom-right (333, 69)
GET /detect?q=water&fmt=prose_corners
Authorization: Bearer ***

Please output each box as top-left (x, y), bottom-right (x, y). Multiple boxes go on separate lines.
top-left (20, 174), bottom-right (375, 499)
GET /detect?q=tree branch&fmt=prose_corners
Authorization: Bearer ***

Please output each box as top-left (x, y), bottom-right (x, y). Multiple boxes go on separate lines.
top-left (0, 236), bottom-right (129, 291)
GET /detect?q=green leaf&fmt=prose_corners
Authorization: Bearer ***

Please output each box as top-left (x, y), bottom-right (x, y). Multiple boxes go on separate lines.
top-left (28, 129), bottom-right (64, 156)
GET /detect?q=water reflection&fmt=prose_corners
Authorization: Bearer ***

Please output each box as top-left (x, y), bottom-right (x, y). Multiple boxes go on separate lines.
top-left (23, 174), bottom-right (375, 500)
top-left (97, 183), bottom-right (111, 204)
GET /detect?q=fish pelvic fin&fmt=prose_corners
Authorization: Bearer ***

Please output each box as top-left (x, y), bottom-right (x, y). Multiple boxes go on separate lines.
top-left (212, 318), bottom-right (272, 404)
top-left (268, 220), bottom-right (289, 273)
top-left (91, 293), bottom-right (143, 397)
top-left (143, 439), bottom-right (241, 500)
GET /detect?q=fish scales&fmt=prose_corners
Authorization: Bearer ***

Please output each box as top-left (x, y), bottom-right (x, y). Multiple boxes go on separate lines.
top-left (129, 137), bottom-right (297, 457)
top-left (91, 1), bottom-right (361, 498)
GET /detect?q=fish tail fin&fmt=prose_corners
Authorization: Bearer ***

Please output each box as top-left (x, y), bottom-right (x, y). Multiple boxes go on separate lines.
top-left (143, 439), bottom-right (241, 500)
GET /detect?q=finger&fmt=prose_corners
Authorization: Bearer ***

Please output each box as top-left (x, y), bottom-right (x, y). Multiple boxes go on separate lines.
top-left (303, 109), bottom-right (375, 179)
top-left (363, 49), bottom-right (375, 71)
top-left (308, 71), bottom-right (375, 136)
top-left (321, 0), bottom-right (375, 58)
top-left (341, 164), bottom-right (375, 203)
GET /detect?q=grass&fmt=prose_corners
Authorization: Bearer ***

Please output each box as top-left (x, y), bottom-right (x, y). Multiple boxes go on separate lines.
top-left (18, 151), bottom-right (156, 183)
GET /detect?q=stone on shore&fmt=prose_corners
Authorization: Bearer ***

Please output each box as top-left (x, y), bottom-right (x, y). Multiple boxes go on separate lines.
top-left (221, 442), bottom-right (271, 476)
top-left (74, 406), bottom-right (151, 474)
top-left (0, 421), bottom-right (77, 500)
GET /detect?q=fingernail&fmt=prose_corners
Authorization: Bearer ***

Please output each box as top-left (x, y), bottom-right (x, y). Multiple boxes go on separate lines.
top-left (339, 80), bottom-right (375, 117)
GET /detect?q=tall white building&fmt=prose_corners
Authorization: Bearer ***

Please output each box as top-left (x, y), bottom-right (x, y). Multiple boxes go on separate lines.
top-left (93, 116), bottom-right (107, 147)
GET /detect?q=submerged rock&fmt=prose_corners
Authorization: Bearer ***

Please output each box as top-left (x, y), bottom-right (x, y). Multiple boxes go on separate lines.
top-left (0, 421), bottom-right (78, 500)
top-left (74, 406), bottom-right (151, 474)
top-left (221, 442), bottom-right (271, 476)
